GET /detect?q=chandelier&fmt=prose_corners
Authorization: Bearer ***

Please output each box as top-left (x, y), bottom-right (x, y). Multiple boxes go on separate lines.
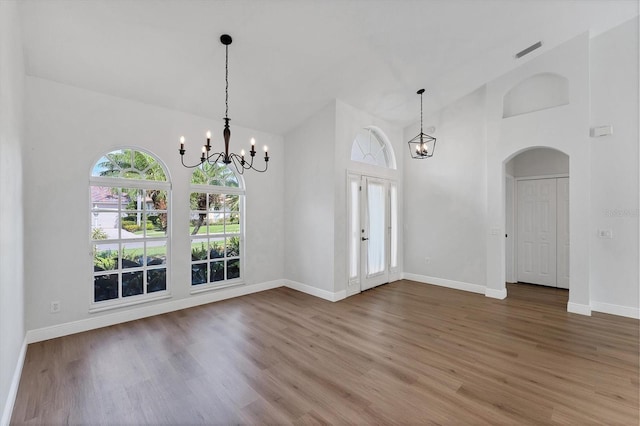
top-left (179, 34), bottom-right (269, 173)
top-left (407, 89), bottom-right (436, 159)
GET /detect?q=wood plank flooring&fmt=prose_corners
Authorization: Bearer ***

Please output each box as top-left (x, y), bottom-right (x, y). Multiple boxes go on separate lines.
top-left (11, 281), bottom-right (639, 425)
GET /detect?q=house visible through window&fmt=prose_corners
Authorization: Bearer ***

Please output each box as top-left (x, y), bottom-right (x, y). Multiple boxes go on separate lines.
top-left (190, 162), bottom-right (244, 289)
top-left (90, 149), bottom-right (170, 306)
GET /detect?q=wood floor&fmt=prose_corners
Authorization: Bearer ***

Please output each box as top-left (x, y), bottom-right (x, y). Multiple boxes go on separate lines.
top-left (11, 281), bottom-right (639, 425)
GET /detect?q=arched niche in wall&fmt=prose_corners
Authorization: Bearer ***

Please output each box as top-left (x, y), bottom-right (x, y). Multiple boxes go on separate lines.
top-left (350, 126), bottom-right (397, 169)
top-left (503, 73), bottom-right (569, 118)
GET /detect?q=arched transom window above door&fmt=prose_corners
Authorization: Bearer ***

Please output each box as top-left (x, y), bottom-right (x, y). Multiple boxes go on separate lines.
top-left (350, 126), bottom-right (397, 169)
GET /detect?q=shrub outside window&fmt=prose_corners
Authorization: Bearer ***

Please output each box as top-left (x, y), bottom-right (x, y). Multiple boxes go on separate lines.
top-left (190, 162), bottom-right (244, 289)
top-left (90, 149), bottom-right (170, 307)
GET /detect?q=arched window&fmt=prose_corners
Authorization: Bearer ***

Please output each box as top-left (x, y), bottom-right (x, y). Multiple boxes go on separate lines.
top-left (350, 126), bottom-right (397, 169)
top-left (90, 149), bottom-right (170, 307)
top-left (189, 162), bottom-right (244, 289)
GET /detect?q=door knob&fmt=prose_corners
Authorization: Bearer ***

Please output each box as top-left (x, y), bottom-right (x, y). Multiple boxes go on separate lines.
top-left (362, 237), bottom-right (369, 241)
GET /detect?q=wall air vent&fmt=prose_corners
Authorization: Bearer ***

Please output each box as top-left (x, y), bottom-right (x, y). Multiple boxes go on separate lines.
top-left (515, 41), bottom-right (543, 59)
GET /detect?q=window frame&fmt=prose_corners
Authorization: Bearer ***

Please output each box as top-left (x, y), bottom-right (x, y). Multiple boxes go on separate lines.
top-left (350, 126), bottom-right (397, 170)
top-left (189, 165), bottom-right (246, 293)
top-left (89, 148), bottom-right (171, 312)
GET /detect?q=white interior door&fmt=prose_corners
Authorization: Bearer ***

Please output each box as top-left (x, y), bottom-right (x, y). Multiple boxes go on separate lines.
top-left (517, 179), bottom-right (557, 286)
top-left (361, 177), bottom-right (390, 291)
top-left (556, 177), bottom-right (570, 289)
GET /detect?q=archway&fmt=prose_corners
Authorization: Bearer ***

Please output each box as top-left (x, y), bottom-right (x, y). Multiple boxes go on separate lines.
top-left (503, 147), bottom-right (570, 298)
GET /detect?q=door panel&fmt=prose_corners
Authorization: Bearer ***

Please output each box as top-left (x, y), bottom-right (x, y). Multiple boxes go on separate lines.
top-left (517, 179), bottom-right (557, 286)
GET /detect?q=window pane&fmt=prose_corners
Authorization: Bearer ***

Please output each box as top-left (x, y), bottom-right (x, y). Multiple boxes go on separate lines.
top-left (122, 245), bottom-right (144, 269)
top-left (226, 194), bottom-right (240, 212)
top-left (227, 259), bottom-right (240, 280)
top-left (122, 271), bottom-right (143, 297)
top-left (192, 263), bottom-right (207, 285)
top-left (226, 237), bottom-right (240, 257)
top-left (145, 189), bottom-right (167, 210)
top-left (92, 211), bottom-right (120, 239)
top-left (191, 239), bottom-right (208, 261)
top-left (367, 182), bottom-right (386, 275)
top-left (147, 241), bottom-right (167, 266)
top-left (147, 268), bottom-right (166, 293)
top-left (94, 245), bottom-right (119, 271)
top-left (210, 261), bottom-right (224, 282)
top-left (210, 238), bottom-right (225, 259)
top-left (390, 184), bottom-right (398, 269)
top-left (190, 213), bottom-right (208, 236)
top-left (349, 179), bottom-right (359, 279)
top-left (94, 274), bottom-right (118, 302)
top-left (190, 192), bottom-right (207, 211)
top-left (144, 212), bottom-right (167, 238)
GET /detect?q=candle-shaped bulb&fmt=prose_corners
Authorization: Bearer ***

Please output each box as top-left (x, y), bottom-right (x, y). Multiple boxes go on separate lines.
top-left (263, 145), bottom-right (268, 152)
top-left (206, 130), bottom-right (211, 140)
top-left (240, 149), bottom-right (245, 157)
top-left (180, 136), bottom-right (185, 150)
top-left (251, 138), bottom-right (256, 146)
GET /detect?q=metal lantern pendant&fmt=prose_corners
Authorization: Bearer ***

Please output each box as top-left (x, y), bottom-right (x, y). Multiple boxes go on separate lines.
top-left (408, 89), bottom-right (436, 159)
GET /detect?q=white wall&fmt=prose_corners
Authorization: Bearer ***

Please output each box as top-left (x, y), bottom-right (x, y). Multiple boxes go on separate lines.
top-left (589, 17), bottom-right (639, 316)
top-left (0, 1), bottom-right (26, 423)
top-left (403, 86), bottom-right (488, 291)
top-left (23, 76), bottom-right (284, 332)
top-left (283, 102), bottom-right (336, 293)
top-left (507, 147), bottom-right (569, 177)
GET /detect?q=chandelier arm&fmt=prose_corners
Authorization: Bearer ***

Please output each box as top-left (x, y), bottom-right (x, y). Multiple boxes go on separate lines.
top-left (180, 154), bottom-right (208, 169)
top-left (205, 152), bottom-right (225, 165)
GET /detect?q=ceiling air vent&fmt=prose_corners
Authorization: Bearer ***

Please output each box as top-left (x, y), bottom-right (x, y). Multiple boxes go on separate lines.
top-left (515, 41), bottom-right (543, 59)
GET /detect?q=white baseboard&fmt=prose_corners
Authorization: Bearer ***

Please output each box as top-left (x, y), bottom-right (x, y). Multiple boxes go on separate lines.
top-left (26, 280), bottom-right (284, 344)
top-left (1, 337), bottom-right (27, 426)
top-left (567, 302), bottom-right (592, 316)
top-left (284, 280), bottom-right (346, 302)
top-left (591, 301), bottom-right (639, 319)
top-left (485, 287), bottom-right (508, 300)
top-left (402, 273), bottom-right (486, 294)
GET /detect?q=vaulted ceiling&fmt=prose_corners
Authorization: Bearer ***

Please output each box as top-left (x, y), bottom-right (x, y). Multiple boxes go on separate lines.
top-left (18, 0), bottom-right (638, 135)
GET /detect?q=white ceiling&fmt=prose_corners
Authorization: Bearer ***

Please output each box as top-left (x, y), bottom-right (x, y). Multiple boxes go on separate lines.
top-left (18, 0), bottom-right (638, 135)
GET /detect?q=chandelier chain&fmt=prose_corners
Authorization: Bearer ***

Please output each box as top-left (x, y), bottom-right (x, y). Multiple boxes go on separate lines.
top-left (225, 44), bottom-right (229, 119)
top-left (420, 91), bottom-right (423, 134)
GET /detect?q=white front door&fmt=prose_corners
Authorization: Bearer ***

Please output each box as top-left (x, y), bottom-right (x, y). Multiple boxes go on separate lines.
top-left (517, 179), bottom-right (557, 286)
top-left (361, 177), bottom-right (389, 290)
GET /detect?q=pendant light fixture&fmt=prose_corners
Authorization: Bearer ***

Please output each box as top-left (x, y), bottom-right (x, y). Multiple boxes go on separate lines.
top-left (407, 89), bottom-right (436, 159)
top-left (178, 34), bottom-right (269, 173)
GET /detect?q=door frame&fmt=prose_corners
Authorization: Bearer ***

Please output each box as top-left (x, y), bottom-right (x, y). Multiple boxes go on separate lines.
top-left (346, 172), bottom-right (399, 296)
top-left (514, 173), bottom-right (569, 287)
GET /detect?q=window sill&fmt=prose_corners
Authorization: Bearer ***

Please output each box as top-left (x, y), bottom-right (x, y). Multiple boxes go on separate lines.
top-left (190, 280), bottom-right (245, 295)
top-left (89, 292), bottom-right (172, 314)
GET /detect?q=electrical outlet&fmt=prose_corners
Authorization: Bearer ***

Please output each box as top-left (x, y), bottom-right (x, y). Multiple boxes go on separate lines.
top-left (50, 301), bottom-right (61, 313)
